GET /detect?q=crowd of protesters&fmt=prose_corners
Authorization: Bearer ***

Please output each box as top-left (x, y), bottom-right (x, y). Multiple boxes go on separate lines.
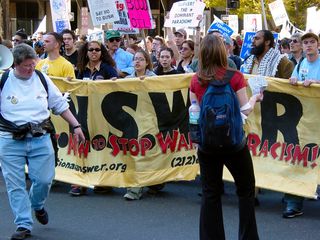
top-left (0, 26), bottom-right (320, 240)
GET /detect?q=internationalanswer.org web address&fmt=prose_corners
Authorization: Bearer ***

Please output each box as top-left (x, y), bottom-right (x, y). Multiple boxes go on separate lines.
top-left (57, 159), bottom-right (127, 173)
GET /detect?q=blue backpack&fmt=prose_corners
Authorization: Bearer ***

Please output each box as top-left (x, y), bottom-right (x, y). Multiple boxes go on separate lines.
top-left (199, 70), bottom-right (245, 153)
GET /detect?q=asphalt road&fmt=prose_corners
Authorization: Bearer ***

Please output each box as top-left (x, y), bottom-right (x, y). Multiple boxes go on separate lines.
top-left (0, 174), bottom-right (319, 240)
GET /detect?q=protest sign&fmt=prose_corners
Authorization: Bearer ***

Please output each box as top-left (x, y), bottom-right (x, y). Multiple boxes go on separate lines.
top-left (51, 74), bottom-right (320, 198)
top-left (87, 29), bottom-right (105, 42)
top-left (164, 0), bottom-right (205, 28)
top-left (268, 0), bottom-right (289, 27)
top-left (87, 0), bottom-right (119, 26)
top-left (306, 7), bottom-right (320, 34)
top-left (125, 0), bottom-right (153, 29)
top-left (240, 32), bottom-right (279, 60)
top-left (113, 0), bottom-right (139, 34)
top-left (243, 14), bottom-right (262, 32)
top-left (49, 0), bottom-right (71, 33)
top-left (228, 15), bottom-right (239, 35)
top-left (207, 21), bottom-right (234, 37)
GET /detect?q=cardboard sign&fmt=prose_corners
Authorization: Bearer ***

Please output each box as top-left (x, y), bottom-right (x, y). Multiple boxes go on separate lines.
top-left (125, 0), bottom-right (153, 29)
top-left (306, 7), bottom-right (320, 34)
top-left (268, 0), bottom-right (289, 27)
top-left (243, 14), bottom-right (262, 32)
top-left (207, 21), bottom-right (234, 37)
top-left (49, 0), bottom-right (71, 33)
top-left (240, 32), bottom-right (279, 61)
top-left (113, 0), bottom-right (139, 34)
top-left (87, 0), bottom-right (119, 26)
top-left (164, 0), bottom-right (205, 28)
top-left (228, 15), bottom-right (239, 35)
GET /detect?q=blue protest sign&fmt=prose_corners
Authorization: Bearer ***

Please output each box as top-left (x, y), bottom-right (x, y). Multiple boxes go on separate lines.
top-left (240, 32), bottom-right (279, 60)
top-left (208, 21), bottom-right (234, 37)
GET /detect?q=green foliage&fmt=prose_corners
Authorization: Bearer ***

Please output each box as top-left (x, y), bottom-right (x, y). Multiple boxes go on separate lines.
top-left (203, 0), bottom-right (320, 30)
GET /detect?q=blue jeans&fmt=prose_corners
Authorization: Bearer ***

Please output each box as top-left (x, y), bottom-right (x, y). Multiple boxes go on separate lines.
top-left (284, 194), bottom-right (304, 211)
top-left (0, 134), bottom-right (55, 231)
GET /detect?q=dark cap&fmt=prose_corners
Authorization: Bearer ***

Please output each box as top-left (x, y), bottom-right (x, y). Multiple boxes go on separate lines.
top-left (174, 29), bottom-right (187, 38)
top-left (301, 32), bottom-right (319, 42)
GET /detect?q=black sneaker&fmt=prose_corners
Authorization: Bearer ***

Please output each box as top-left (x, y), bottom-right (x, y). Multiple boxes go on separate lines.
top-left (11, 227), bottom-right (31, 240)
top-left (35, 208), bottom-right (49, 225)
top-left (282, 209), bottom-right (303, 218)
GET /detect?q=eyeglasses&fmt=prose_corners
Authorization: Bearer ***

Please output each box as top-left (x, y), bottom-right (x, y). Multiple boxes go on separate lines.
top-left (109, 38), bottom-right (121, 43)
top-left (13, 39), bottom-right (20, 42)
top-left (88, 48), bottom-right (101, 52)
top-left (289, 39), bottom-right (299, 44)
top-left (302, 39), bottom-right (316, 45)
top-left (133, 57), bottom-right (146, 62)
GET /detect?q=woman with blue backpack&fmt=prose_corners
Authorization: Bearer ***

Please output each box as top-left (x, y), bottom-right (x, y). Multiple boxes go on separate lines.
top-left (189, 34), bottom-right (263, 240)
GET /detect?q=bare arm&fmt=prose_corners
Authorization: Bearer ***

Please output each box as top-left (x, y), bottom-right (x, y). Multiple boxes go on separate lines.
top-left (189, 90), bottom-right (199, 105)
top-left (60, 109), bottom-right (85, 142)
top-left (194, 26), bottom-right (201, 59)
top-left (236, 87), bottom-right (263, 116)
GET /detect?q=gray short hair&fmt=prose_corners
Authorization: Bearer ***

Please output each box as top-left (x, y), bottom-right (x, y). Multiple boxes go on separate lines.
top-left (291, 33), bottom-right (303, 42)
top-left (12, 43), bottom-right (37, 65)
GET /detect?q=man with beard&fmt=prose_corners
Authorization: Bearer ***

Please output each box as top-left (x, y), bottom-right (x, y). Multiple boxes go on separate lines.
top-left (241, 30), bottom-right (294, 206)
top-left (242, 30), bottom-right (293, 79)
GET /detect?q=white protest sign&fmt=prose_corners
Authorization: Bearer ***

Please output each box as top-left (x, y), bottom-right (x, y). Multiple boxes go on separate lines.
top-left (87, 28), bottom-right (105, 42)
top-left (113, 0), bottom-right (139, 34)
top-left (164, 0), bottom-right (205, 28)
top-left (87, 0), bottom-right (119, 26)
top-left (243, 14), bottom-right (262, 32)
top-left (228, 15), bottom-right (239, 35)
top-left (306, 7), bottom-right (320, 34)
top-left (268, 0), bottom-right (289, 27)
top-left (49, 0), bottom-right (71, 33)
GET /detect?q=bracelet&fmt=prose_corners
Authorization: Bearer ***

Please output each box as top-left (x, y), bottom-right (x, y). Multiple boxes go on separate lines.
top-left (73, 124), bottom-right (81, 130)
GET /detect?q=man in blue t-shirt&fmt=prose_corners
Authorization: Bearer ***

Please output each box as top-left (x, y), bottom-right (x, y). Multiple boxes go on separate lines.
top-left (284, 32), bottom-right (320, 219)
top-left (290, 32), bottom-right (320, 86)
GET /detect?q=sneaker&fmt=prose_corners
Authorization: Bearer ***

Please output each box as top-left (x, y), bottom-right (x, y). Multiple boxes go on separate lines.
top-left (35, 208), bottom-right (49, 225)
top-left (69, 186), bottom-right (87, 196)
top-left (123, 187), bottom-right (143, 200)
top-left (282, 209), bottom-right (303, 218)
top-left (11, 227), bottom-right (31, 240)
top-left (93, 186), bottom-right (112, 194)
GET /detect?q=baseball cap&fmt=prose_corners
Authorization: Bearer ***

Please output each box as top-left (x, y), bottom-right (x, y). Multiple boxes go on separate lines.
top-left (224, 35), bottom-right (232, 45)
top-left (301, 32), bottom-right (319, 42)
top-left (174, 29), bottom-right (187, 38)
top-left (105, 30), bottom-right (121, 40)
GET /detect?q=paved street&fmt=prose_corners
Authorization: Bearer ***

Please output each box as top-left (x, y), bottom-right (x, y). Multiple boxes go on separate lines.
top-left (0, 173), bottom-right (319, 240)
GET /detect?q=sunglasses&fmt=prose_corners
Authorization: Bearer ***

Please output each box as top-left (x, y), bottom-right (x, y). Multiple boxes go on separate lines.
top-left (88, 48), bottom-right (101, 52)
top-left (109, 38), bottom-right (121, 43)
top-left (289, 39), bottom-right (299, 44)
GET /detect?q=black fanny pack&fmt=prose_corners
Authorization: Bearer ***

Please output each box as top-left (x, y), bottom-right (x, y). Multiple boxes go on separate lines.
top-left (0, 115), bottom-right (54, 140)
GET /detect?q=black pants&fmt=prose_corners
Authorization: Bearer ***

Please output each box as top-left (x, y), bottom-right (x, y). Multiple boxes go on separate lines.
top-left (198, 145), bottom-right (259, 240)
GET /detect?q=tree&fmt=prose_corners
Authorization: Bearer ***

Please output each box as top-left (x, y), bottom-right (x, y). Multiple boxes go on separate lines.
top-left (203, 0), bottom-right (320, 30)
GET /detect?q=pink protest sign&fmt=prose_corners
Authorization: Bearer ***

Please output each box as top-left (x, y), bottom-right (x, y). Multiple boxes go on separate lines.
top-left (125, 0), bottom-right (152, 29)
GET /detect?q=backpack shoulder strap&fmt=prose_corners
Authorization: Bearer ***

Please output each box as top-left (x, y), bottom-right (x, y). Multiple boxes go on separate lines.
top-left (0, 70), bottom-right (10, 90)
top-left (296, 57), bottom-right (304, 75)
top-left (35, 69), bottom-right (48, 94)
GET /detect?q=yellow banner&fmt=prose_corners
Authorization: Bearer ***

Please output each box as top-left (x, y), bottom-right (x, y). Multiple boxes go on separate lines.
top-left (52, 74), bottom-right (198, 188)
top-left (51, 74), bottom-right (320, 198)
